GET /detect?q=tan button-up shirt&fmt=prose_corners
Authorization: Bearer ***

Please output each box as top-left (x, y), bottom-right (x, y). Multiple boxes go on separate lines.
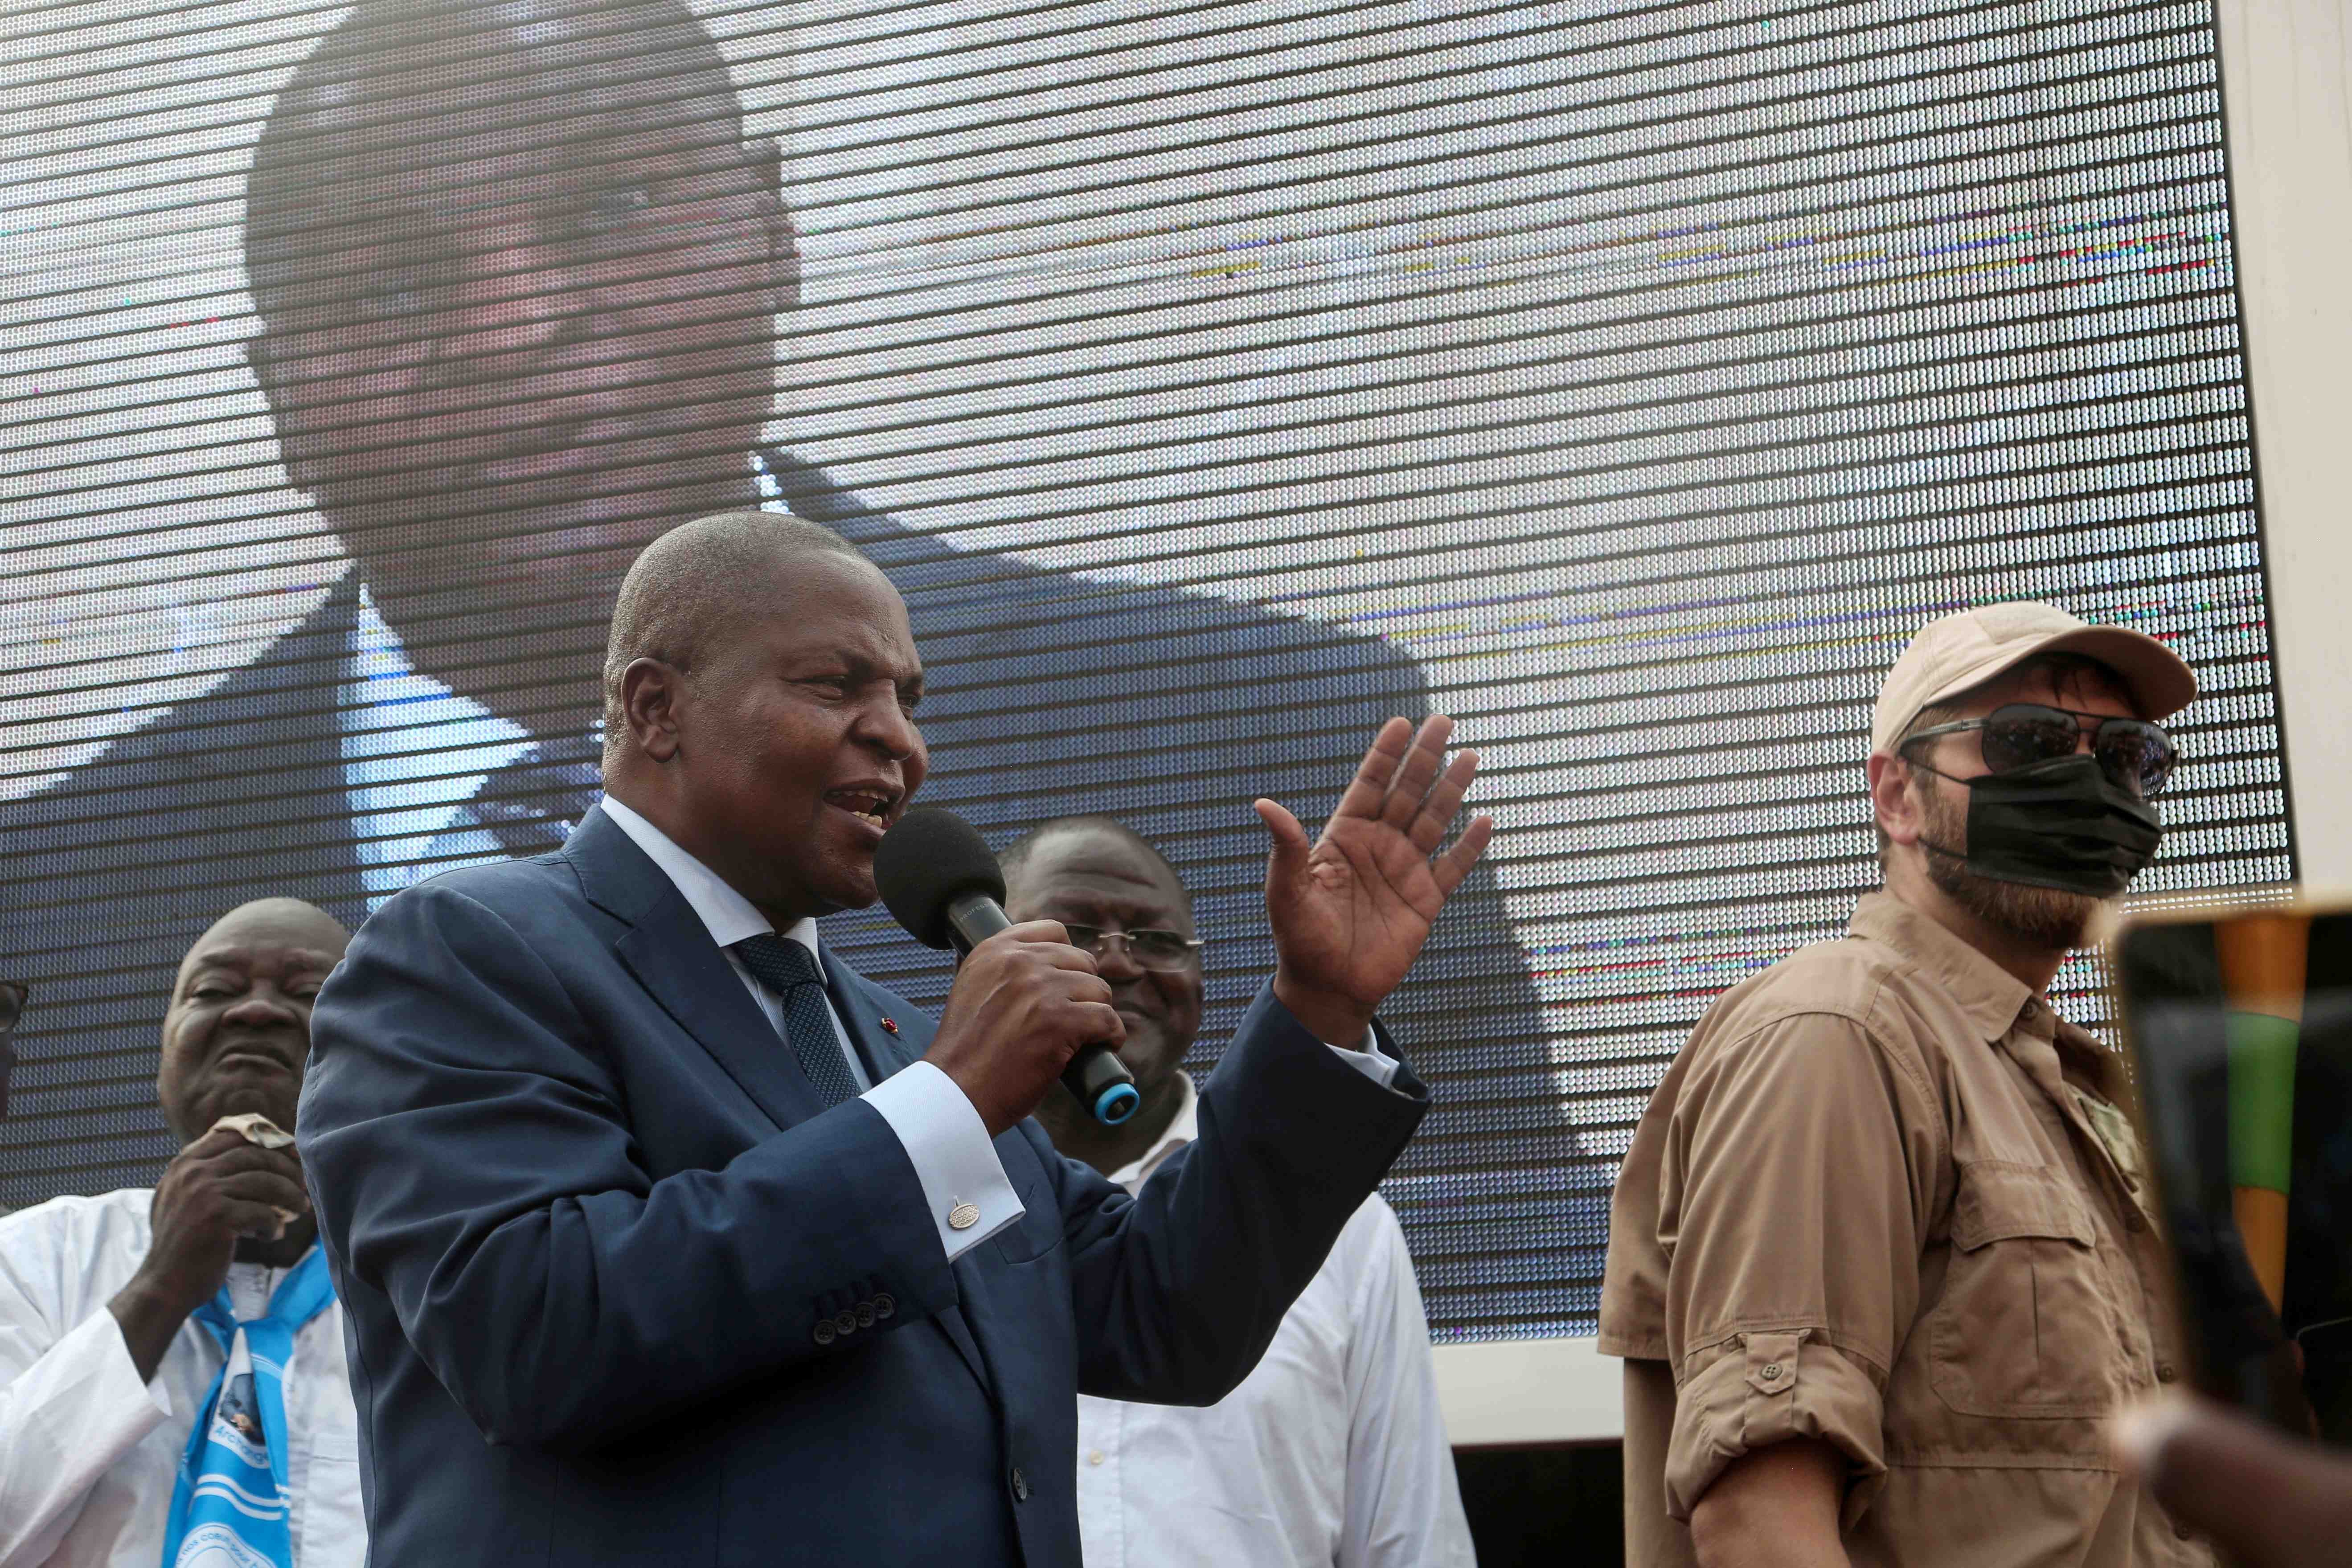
top-left (1600, 892), bottom-right (2213, 1568)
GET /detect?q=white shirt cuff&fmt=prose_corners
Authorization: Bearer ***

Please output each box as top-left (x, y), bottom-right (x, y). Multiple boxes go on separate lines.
top-left (1324, 1022), bottom-right (1401, 1088)
top-left (860, 1060), bottom-right (1026, 1260)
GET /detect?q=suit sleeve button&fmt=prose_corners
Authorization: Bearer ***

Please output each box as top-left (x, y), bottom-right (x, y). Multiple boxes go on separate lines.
top-left (873, 1294), bottom-right (895, 1319)
top-left (1010, 1466), bottom-right (1030, 1502)
top-left (856, 1302), bottom-right (877, 1328)
top-left (814, 1320), bottom-right (837, 1346)
top-left (835, 1310), bottom-right (860, 1335)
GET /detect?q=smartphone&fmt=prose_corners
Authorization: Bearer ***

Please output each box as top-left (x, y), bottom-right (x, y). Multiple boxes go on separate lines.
top-left (2112, 901), bottom-right (2352, 1439)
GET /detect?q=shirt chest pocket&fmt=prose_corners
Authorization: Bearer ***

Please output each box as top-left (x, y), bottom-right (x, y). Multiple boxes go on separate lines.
top-left (1930, 1162), bottom-right (2118, 1419)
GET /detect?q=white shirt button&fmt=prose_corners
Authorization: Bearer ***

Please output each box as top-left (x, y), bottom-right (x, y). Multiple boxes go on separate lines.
top-left (1088, 1450), bottom-right (1106, 1466)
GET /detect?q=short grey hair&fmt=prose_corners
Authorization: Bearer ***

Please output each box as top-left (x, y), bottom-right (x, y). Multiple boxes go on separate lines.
top-left (1000, 815), bottom-right (1192, 915)
top-left (600, 510), bottom-right (866, 764)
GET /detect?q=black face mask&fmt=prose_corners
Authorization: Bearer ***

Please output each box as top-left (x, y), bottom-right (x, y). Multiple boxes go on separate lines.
top-left (1914, 752), bottom-right (2164, 899)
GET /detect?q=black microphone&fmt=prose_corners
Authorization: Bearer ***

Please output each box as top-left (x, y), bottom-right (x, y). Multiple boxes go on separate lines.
top-left (873, 808), bottom-right (1140, 1126)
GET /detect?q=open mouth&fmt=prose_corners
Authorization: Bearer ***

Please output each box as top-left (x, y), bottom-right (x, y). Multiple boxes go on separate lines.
top-left (823, 786), bottom-right (901, 833)
top-left (472, 415), bottom-right (649, 483)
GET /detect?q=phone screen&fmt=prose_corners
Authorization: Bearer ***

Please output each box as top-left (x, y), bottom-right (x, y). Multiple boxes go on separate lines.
top-left (2114, 910), bottom-right (2352, 1439)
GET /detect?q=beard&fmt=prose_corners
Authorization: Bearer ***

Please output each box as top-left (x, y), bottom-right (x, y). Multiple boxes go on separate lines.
top-left (1918, 779), bottom-right (2110, 951)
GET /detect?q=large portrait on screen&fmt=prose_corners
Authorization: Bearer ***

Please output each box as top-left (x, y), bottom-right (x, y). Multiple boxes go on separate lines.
top-left (0, 0), bottom-right (2293, 1336)
top-left (0, 0), bottom-right (1556, 1306)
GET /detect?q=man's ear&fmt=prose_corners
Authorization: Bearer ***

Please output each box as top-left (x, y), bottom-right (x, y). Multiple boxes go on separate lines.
top-left (620, 658), bottom-right (688, 764)
top-left (1867, 751), bottom-right (1924, 850)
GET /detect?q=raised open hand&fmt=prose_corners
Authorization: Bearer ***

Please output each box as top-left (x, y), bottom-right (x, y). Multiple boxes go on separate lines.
top-left (1254, 715), bottom-right (1494, 1047)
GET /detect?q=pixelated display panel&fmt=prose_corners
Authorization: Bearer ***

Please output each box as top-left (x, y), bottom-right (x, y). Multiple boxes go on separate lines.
top-left (0, 0), bottom-right (2291, 1339)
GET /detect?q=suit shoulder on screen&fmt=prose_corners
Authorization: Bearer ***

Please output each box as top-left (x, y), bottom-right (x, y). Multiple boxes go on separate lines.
top-left (1085, 571), bottom-right (1429, 687)
top-left (770, 449), bottom-right (1435, 711)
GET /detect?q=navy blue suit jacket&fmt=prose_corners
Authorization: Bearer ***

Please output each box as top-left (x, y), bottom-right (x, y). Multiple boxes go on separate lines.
top-left (297, 805), bottom-right (1429, 1567)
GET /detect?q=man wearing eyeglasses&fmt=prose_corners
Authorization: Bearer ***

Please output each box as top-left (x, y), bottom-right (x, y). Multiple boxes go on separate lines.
top-left (1601, 602), bottom-right (2213, 1568)
top-left (1002, 815), bottom-right (1475, 1568)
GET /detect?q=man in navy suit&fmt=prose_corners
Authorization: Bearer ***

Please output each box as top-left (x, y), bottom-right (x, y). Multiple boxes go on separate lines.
top-left (0, 0), bottom-right (1563, 1332)
top-left (297, 508), bottom-right (1492, 1565)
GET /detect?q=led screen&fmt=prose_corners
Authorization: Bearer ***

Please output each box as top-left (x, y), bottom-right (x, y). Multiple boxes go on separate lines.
top-left (1, 0), bottom-right (2292, 1339)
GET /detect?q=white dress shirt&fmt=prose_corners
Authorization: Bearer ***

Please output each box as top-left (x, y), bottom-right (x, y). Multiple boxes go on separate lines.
top-left (0, 1190), bottom-right (365, 1568)
top-left (1075, 1076), bottom-right (1475, 1568)
top-left (340, 580), bottom-right (535, 908)
top-left (598, 794), bottom-right (1025, 1259)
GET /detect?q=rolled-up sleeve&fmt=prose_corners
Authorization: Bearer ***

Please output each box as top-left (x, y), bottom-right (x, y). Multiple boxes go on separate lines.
top-left (1657, 1011), bottom-right (1941, 1526)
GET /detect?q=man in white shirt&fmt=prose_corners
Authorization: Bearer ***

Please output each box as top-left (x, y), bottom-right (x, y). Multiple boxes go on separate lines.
top-left (0, 899), bottom-right (363, 1568)
top-left (1004, 815), bottom-right (1477, 1568)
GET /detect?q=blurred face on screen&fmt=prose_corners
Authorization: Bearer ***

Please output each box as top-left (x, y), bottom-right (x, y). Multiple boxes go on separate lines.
top-left (246, 4), bottom-right (791, 732)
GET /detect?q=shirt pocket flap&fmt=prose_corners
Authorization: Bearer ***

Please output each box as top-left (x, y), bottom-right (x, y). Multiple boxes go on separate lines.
top-left (1949, 1162), bottom-right (2095, 1250)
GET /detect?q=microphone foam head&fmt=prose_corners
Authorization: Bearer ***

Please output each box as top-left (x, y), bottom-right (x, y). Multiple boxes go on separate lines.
top-left (873, 807), bottom-right (1007, 950)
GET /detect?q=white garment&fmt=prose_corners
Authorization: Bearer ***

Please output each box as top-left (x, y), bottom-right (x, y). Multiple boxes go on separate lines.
top-left (598, 794), bottom-right (1024, 1261)
top-left (340, 580), bottom-right (535, 907)
top-left (1075, 1076), bottom-right (1475, 1568)
top-left (0, 1190), bottom-right (364, 1568)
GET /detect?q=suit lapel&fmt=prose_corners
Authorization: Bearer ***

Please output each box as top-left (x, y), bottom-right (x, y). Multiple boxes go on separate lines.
top-left (824, 957), bottom-right (926, 1084)
top-left (572, 809), bottom-right (831, 1131)
top-left (615, 916), bottom-right (832, 1132)
top-left (575, 830), bottom-right (1001, 1403)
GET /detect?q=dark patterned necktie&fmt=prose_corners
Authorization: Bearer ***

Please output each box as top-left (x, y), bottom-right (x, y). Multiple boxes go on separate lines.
top-left (731, 934), bottom-right (860, 1107)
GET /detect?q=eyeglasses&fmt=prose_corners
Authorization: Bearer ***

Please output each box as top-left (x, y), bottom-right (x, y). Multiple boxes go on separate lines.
top-left (1901, 703), bottom-right (2179, 798)
top-left (1060, 925), bottom-right (1203, 971)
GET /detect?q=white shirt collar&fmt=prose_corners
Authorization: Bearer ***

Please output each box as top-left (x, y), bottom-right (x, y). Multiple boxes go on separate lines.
top-left (597, 794), bottom-right (823, 959)
top-left (1106, 1072), bottom-right (1199, 1191)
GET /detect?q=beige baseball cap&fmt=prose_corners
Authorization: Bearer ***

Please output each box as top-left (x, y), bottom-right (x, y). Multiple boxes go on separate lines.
top-left (1869, 602), bottom-right (2197, 756)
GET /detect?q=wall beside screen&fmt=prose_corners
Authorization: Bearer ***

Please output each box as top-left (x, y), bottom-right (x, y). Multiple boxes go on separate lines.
top-left (2212, 0), bottom-right (2352, 890)
top-left (0, 0), bottom-right (2295, 1422)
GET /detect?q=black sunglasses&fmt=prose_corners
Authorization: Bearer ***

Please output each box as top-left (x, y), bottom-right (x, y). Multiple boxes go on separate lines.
top-left (1901, 703), bottom-right (2179, 798)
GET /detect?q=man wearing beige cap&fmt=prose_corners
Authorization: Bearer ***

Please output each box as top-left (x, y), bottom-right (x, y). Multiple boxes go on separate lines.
top-left (1601, 602), bottom-right (2212, 1568)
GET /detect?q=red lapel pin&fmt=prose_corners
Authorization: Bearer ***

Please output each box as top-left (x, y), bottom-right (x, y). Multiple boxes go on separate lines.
top-left (880, 1017), bottom-right (899, 1034)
